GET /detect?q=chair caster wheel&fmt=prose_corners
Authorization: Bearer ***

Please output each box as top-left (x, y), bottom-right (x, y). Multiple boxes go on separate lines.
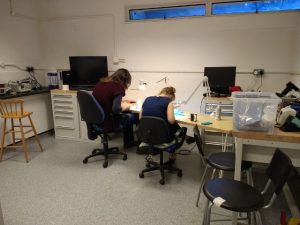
top-left (177, 171), bottom-right (183, 177)
top-left (83, 158), bottom-right (88, 164)
top-left (139, 173), bottom-right (144, 178)
top-left (159, 179), bottom-right (165, 185)
top-left (103, 162), bottom-right (108, 168)
top-left (146, 162), bottom-right (151, 168)
top-left (123, 155), bottom-right (127, 160)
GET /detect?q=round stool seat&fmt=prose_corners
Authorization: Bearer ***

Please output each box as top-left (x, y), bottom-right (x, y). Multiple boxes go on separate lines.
top-left (206, 152), bottom-right (252, 171)
top-left (203, 178), bottom-right (264, 212)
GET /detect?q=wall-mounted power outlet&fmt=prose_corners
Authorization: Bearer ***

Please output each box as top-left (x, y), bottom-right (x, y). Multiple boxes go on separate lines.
top-left (253, 69), bottom-right (264, 76)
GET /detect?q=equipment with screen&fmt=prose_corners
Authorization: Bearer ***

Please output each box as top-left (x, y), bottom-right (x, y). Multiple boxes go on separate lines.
top-left (204, 66), bottom-right (236, 96)
top-left (69, 56), bottom-right (108, 89)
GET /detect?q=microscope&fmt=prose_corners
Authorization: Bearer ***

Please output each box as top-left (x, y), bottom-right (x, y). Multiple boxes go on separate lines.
top-left (276, 82), bottom-right (300, 98)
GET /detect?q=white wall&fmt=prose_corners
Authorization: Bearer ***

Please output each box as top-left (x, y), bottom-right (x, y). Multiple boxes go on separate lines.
top-left (1, 0), bottom-right (300, 111)
top-left (0, 0), bottom-right (46, 85)
top-left (292, 14), bottom-right (300, 88)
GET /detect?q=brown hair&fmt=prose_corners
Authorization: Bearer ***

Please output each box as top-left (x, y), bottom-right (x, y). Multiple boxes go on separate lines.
top-left (159, 86), bottom-right (176, 101)
top-left (100, 68), bottom-right (132, 89)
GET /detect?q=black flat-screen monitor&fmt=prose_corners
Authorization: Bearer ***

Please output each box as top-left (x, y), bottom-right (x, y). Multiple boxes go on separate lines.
top-left (204, 66), bottom-right (236, 96)
top-left (69, 56), bottom-right (108, 88)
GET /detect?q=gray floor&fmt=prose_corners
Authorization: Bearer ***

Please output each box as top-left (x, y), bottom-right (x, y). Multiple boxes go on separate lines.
top-left (0, 132), bottom-right (290, 225)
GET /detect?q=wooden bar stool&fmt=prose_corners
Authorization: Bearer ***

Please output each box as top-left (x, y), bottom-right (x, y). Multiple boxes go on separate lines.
top-left (0, 99), bottom-right (43, 162)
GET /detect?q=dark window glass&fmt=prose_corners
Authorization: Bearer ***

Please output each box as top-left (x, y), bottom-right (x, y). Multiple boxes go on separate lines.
top-left (129, 5), bottom-right (205, 21)
top-left (212, 0), bottom-right (300, 15)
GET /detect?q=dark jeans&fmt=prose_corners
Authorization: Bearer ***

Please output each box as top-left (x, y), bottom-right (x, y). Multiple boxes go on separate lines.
top-left (121, 112), bottom-right (138, 144)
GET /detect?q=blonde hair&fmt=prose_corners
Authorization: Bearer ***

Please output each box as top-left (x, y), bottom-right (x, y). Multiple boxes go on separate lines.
top-left (159, 86), bottom-right (176, 101)
top-left (100, 68), bottom-right (132, 89)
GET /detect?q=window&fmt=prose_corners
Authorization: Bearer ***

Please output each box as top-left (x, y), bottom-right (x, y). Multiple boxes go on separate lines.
top-left (212, 0), bottom-right (300, 15)
top-left (129, 4), bottom-right (206, 21)
top-left (127, 1), bottom-right (300, 21)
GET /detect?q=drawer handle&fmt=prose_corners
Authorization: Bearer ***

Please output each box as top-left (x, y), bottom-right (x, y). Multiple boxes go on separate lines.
top-left (56, 126), bottom-right (74, 130)
top-left (54, 100), bottom-right (73, 103)
top-left (53, 95), bottom-right (72, 98)
top-left (54, 105), bottom-right (73, 109)
top-left (55, 115), bottom-right (74, 119)
top-left (54, 110), bottom-right (74, 114)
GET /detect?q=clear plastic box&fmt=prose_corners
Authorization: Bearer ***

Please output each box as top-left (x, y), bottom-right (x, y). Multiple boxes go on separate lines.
top-left (232, 92), bottom-right (281, 132)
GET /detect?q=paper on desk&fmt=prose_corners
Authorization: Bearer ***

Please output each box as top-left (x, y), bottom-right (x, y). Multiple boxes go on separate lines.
top-left (129, 105), bottom-right (141, 111)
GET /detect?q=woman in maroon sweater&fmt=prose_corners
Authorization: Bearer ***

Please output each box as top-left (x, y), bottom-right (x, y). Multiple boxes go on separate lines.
top-left (93, 68), bottom-right (138, 148)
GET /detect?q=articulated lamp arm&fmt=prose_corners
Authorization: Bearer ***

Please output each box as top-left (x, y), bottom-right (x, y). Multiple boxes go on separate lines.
top-left (182, 76), bottom-right (210, 104)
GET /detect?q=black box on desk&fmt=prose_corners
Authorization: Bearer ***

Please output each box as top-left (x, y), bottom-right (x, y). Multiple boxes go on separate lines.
top-left (62, 70), bottom-right (71, 85)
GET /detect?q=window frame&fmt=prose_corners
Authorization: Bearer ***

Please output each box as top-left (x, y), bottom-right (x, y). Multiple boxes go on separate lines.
top-left (125, 0), bottom-right (300, 22)
top-left (125, 3), bottom-right (206, 22)
top-left (211, 0), bottom-right (300, 15)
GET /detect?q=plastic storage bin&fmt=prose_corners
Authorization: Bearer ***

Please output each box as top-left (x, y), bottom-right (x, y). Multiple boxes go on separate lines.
top-left (232, 92), bottom-right (281, 132)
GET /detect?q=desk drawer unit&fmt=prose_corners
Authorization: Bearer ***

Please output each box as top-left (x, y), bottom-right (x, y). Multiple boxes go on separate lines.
top-left (51, 92), bottom-right (80, 140)
top-left (204, 103), bottom-right (233, 116)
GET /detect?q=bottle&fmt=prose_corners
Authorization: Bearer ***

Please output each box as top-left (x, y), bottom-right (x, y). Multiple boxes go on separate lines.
top-left (280, 210), bottom-right (286, 225)
top-left (215, 103), bottom-right (221, 120)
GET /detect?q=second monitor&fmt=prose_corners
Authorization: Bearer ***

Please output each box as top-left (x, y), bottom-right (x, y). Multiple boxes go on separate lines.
top-left (204, 66), bottom-right (236, 96)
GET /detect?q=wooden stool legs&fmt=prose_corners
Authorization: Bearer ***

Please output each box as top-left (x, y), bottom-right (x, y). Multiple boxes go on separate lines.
top-left (28, 115), bottom-right (43, 152)
top-left (0, 118), bottom-right (7, 162)
top-left (0, 116), bottom-right (43, 163)
top-left (19, 118), bottom-right (29, 163)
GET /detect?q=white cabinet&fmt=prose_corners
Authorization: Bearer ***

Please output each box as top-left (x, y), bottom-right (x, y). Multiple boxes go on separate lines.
top-left (51, 90), bottom-right (80, 140)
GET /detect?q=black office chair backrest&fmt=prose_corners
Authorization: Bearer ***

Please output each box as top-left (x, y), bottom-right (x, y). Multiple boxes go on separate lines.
top-left (77, 90), bottom-right (105, 125)
top-left (193, 125), bottom-right (205, 157)
top-left (138, 116), bottom-right (170, 145)
top-left (266, 149), bottom-right (293, 195)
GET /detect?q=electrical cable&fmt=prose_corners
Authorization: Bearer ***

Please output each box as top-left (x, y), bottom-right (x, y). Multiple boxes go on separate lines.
top-left (256, 75), bottom-right (263, 91)
top-left (27, 70), bottom-right (42, 89)
top-left (245, 74), bottom-right (258, 91)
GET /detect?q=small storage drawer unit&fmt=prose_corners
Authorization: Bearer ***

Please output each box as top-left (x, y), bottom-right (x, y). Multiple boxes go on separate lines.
top-left (204, 102), bottom-right (233, 116)
top-left (51, 90), bottom-right (80, 140)
top-left (202, 97), bottom-right (233, 116)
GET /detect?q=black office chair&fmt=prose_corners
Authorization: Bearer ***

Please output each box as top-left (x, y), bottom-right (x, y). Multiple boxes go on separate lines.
top-left (77, 91), bottom-right (127, 168)
top-left (138, 116), bottom-right (187, 185)
top-left (193, 125), bottom-right (253, 207)
top-left (201, 149), bottom-right (293, 225)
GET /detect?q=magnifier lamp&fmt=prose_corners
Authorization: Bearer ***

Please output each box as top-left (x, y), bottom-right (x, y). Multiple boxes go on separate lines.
top-left (182, 76), bottom-right (211, 104)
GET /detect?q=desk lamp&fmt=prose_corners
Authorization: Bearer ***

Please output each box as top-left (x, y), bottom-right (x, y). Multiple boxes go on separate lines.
top-left (137, 76), bottom-right (169, 91)
top-left (156, 76), bottom-right (169, 85)
top-left (182, 76), bottom-right (211, 104)
top-left (138, 80), bottom-right (148, 91)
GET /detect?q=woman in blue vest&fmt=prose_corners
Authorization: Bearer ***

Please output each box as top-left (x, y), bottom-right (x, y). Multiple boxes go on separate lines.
top-left (140, 86), bottom-right (185, 164)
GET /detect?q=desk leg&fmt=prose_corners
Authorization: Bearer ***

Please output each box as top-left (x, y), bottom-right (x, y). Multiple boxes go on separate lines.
top-left (219, 133), bottom-right (229, 178)
top-left (234, 137), bottom-right (243, 181)
top-left (222, 133), bottom-right (228, 152)
top-left (232, 137), bottom-right (243, 225)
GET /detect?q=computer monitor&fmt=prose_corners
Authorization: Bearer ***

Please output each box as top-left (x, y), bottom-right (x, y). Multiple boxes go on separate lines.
top-left (204, 66), bottom-right (236, 96)
top-left (69, 56), bottom-right (108, 88)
